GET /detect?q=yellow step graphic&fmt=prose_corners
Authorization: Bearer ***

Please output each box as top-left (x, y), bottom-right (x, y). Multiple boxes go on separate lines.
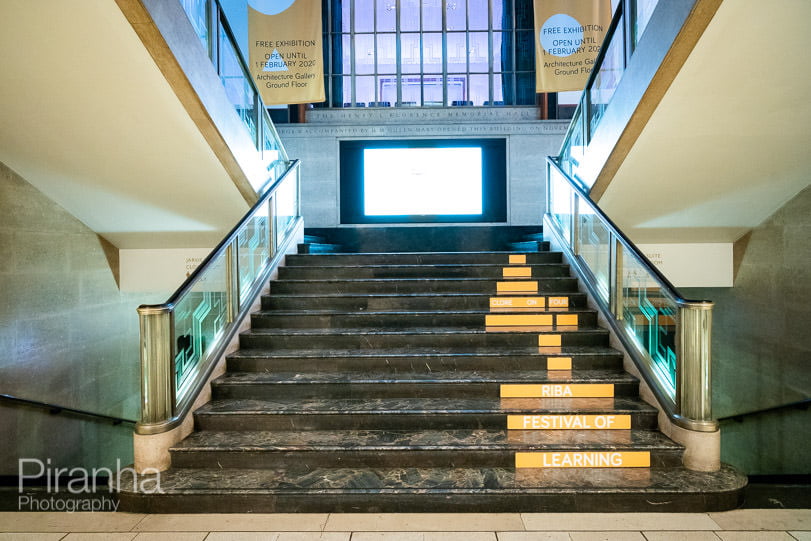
top-left (556, 314), bottom-right (579, 326)
top-left (515, 451), bottom-right (650, 468)
top-left (508, 414), bottom-right (632, 430)
top-left (500, 383), bottom-right (614, 398)
top-left (547, 357), bottom-right (572, 370)
top-left (548, 296), bottom-right (569, 308)
top-left (497, 281), bottom-right (538, 293)
top-left (486, 314), bottom-right (553, 327)
top-left (509, 254), bottom-right (526, 264)
top-left (503, 267), bottom-right (532, 278)
top-left (538, 334), bottom-right (561, 347)
top-left (489, 297), bottom-right (546, 310)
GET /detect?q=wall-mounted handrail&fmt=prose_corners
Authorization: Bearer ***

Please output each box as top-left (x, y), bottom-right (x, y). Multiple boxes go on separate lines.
top-left (0, 393), bottom-right (136, 426)
top-left (136, 160), bottom-right (302, 435)
top-left (545, 156), bottom-right (716, 432)
top-left (718, 398), bottom-right (811, 423)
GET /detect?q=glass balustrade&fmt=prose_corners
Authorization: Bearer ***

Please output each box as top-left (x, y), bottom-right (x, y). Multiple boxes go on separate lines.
top-left (576, 200), bottom-right (611, 305)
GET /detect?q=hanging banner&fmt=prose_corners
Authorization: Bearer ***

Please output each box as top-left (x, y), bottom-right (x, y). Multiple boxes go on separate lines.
top-left (534, 0), bottom-right (613, 93)
top-left (248, 0), bottom-right (325, 105)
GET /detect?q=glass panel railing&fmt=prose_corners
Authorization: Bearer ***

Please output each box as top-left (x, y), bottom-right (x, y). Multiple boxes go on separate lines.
top-left (219, 25), bottom-right (258, 144)
top-left (587, 12), bottom-right (625, 136)
top-left (137, 161), bottom-right (302, 433)
top-left (633, 0), bottom-right (659, 48)
top-left (545, 157), bottom-right (716, 433)
top-left (576, 200), bottom-right (611, 304)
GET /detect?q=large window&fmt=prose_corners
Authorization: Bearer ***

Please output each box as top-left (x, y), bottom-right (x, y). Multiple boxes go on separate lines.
top-left (321, 0), bottom-right (536, 107)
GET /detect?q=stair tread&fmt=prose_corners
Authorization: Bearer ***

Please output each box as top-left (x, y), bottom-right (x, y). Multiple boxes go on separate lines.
top-left (243, 326), bottom-right (607, 336)
top-left (195, 396), bottom-right (658, 415)
top-left (282, 263), bottom-right (568, 269)
top-left (213, 369), bottom-right (636, 385)
top-left (264, 292), bottom-right (582, 298)
top-left (228, 345), bottom-right (621, 358)
top-left (172, 428), bottom-right (682, 452)
top-left (272, 277), bottom-right (573, 282)
top-left (120, 465), bottom-right (745, 493)
top-left (255, 308), bottom-right (596, 316)
top-left (291, 251), bottom-right (553, 256)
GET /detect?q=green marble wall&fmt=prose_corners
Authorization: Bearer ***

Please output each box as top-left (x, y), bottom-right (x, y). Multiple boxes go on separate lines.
top-left (0, 161), bottom-right (165, 474)
top-left (682, 184), bottom-right (811, 475)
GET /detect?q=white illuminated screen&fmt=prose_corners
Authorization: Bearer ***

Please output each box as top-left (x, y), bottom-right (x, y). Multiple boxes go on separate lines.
top-left (363, 147), bottom-right (483, 216)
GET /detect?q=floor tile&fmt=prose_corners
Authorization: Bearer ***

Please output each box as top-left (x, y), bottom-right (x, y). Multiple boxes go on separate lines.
top-left (0, 533), bottom-right (68, 541)
top-left (276, 534), bottom-right (352, 541)
top-left (642, 532), bottom-right (721, 541)
top-left (496, 533), bottom-right (572, 541)
top-left (133, 534), bottom-right (208, 541)
top-left (790, 533), bottom-right (811, 541)
top-left (710, 511), bottom-right (811, 531)
top-left (134, 514), bottom-right (328, 532)
top-left (62, 535), bottom-right (137, 541)
top-left (349, 534), bottom-right (497, 541)
top-left (569, 533), bottom-right (646, 541)
top-left (521, 514), bottom-right (720, 532)
top-left (715, 533), bottom-right (796, 541)
top-left (325, 514), bottom-right (524, 532)
top-left (0, 513), bottom-right (145, 533)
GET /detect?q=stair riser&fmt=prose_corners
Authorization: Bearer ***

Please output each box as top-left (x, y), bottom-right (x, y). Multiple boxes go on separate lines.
top-left (262, 293), bottom-right (589, 311)
top-left (250, 311), bottom-right (598, 329)
top-left (170, 449), bottom-right (682, 469)
top-left (195, 412), bottom-right (658, 431)
top-left (269, 278), bottom-right (580, 294)
top-left (240, 330), bottom-right (609, 349)
top-left (211, 381), bottom-right (640, 400)
top-left (278, 266), bottom-right (571, 280)
top-left (227, 354), bottom-right (624, 373)
top-left (285, 252), bottom-right (561, 266)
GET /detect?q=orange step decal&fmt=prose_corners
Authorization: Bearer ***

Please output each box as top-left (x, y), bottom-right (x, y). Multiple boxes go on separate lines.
top-left (509, 254), bottom-right (527, 264)
top-left (538, 334), bottom-right (561, 347)
top-left (547, 357), bottom-right (572, 370)
top-left (503, 267), bottom-right (532, 278)
top-left (500, 384), bottom-right (614, 398)
top-left (486, 314), bottom-right (553, 327)
top-left (515, 451), bottom-right (650, 468)
top-left (497, 281), bottom-right (538, 293)
top-left (548, 296), bottom-right (569, 308)
top-left (556, 314), bottom-right (579, 326)
top-left (508, 414), bottom-right (632, 430)
top-left (489, 297), bottom-right (545, 310)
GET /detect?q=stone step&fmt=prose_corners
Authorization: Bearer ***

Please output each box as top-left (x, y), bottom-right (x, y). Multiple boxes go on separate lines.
top-left (297, 242), bottom-right (343, 254)
top-left (285, 251), bottom-right (561, 266)
top-left (117, 465), bottom-right (747, 513)
top-left (193, 396), bottom-right (659, 431)
top-left (210, 369), bottom-right (638, 400)
top-left (249, 308), bottom-right (598, 329)
top-left (261, 292), bottom-right (590, 311)
top-left (277, 263), bottom-right (571, 280)
top-left (239, 326), bottom-right (610, 350)
top-left (170, 428), bottom-right (683, 469)
top-left (226, 346), bottom-right (624, 372)
top-left (268, 277), bottom-right (580, 294)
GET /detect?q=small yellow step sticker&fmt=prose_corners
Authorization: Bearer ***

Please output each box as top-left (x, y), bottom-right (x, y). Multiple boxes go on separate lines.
top-left (489, 297), bottom-right (545, 310)
top-left (548, 297), bottom-right (569, 308)
top-left (515, 451), bottom-right (650, 468)
top-left (503, 267), bottom-right (532, 278)
top-left (507, 414), bottom-right (632, 430)
top-left (500, 384), bottom-right (614, 398)
top-left (556, 314), bottom-right (579, 326)
top-left (497, 281), bottom-right (538, 293)
top-left (538, 334), bottom-right (561, 347)
top-left (509, 254), bottom-right (526, 264)
top-left (547, 357), bottom-right (572, 370)
top-left (486, 314), bottom-right (553, 327)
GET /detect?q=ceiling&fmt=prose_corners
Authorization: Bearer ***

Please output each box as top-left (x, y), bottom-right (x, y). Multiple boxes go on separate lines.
top-left (0, 1), bottom-right (249, 249)
top-left (598, 0), bottom-right (811, 244)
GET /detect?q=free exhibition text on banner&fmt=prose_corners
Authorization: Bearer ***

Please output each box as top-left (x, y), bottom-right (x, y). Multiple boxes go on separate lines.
top-left (248, 0), bottom-right (325, 105)
top-left (534, 0), bottom-right (613, 93)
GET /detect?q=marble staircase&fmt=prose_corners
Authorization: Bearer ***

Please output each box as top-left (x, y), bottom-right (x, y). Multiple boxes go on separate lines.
top-left (118, 227), bottom-right (746, 512)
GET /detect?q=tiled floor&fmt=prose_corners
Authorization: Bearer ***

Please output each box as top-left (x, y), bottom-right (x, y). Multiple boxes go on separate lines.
top-left (0, 510), bottom-right (809, 540)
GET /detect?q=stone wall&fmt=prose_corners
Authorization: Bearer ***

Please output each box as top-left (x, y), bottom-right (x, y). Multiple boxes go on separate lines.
top-left (0, 161), bottom-right (164, 474)
top-left (276, 107), bottom-right (568, 227)
top-left (682, 184), bottom-right (811, 475)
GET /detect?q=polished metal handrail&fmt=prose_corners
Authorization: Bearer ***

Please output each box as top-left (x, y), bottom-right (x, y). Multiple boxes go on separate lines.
top-left (0, 393), bottom-right (136, 426)
top-left (546, 156), bottom-right (716, 432)
top-left (136, 160), bottom-right (302, 435)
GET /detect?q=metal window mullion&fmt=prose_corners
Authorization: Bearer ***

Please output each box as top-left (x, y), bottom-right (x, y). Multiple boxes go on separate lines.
top-left (511, 0), bottom-right (516, 104)
top-left (350, 0), bottom-right (356, 105)
top-left (373, 0), bottom-right (379, 104)
top-left (326, 0), bottom-right (333, 106)
top-left (487, 0), bottom-right (493, 105)
top-left (442, 0), bottom-right (448, 106)
top-left (396, 0), bottom-right (402, 105)
top-left (420, 0), bottom-right (425, 106)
